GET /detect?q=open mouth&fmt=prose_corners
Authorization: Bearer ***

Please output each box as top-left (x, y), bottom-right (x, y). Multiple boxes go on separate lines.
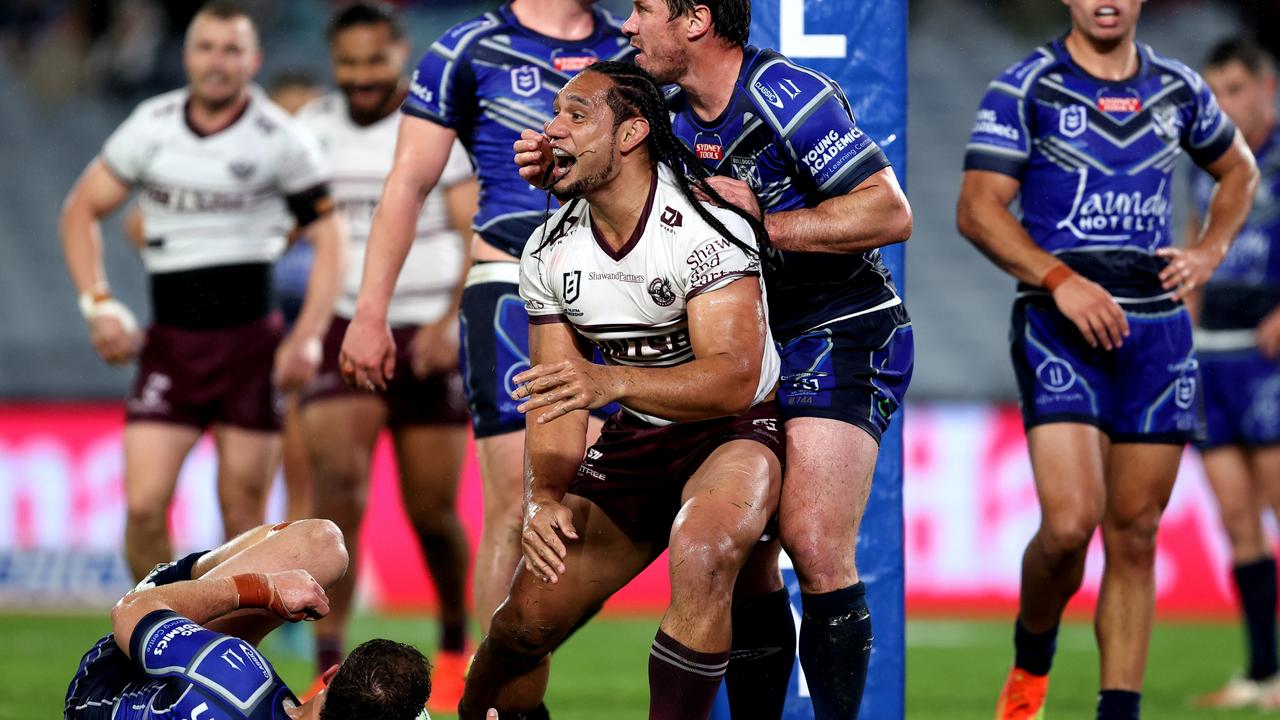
top-left (1095, 5), bottom-right (1119, 21)
top-left (552, 147), bottom-right (576, 175)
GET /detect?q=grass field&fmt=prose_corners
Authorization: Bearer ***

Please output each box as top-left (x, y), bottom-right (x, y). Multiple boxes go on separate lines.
top-left (4, 613), bottom-right (1265, 719)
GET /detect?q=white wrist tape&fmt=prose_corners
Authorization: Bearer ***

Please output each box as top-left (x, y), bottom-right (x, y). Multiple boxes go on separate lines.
top-left (79, 294), bottom-right (139, 333)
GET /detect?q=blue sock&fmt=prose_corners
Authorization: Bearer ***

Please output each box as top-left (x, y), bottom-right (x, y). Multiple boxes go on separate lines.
top-left (1096, 689), bottom-right (1140, 719)
top-left (1013, 619), bottom-right (1058, 677)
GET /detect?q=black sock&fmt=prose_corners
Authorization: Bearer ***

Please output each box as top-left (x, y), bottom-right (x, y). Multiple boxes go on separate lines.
top-left (441, 623), bottom-right (468, 654)
top-left (1013, 619), bottom-right (1058, 677)
top-left (799, 582), bottom-right (871, 720)
top-left (1096, 689), bottom-right (1140, 719)
top-left (726, 588), bottom-right (796, 720)
top-left (1234, 556), bottom-right (1278, 680)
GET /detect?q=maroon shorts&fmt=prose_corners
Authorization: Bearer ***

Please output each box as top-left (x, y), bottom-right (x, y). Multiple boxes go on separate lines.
top-left (126, 314), bottom-right (284, 431)
top-left (300, 315), bottom-right (469, 428)
top-left (569, 402), bottom-right (785, 544)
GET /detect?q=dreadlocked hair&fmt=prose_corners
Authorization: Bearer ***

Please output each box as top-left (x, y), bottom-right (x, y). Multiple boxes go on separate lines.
top-left (533, 61), bottom-right (771, 267)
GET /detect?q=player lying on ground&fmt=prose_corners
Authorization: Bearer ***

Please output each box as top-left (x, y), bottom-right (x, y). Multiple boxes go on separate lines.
top-left (456, 61), bottom-right (783, 720)
top-left (64, 518), bottom-right (502, 719)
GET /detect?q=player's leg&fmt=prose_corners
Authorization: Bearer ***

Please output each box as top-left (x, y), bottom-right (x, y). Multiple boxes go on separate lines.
top-left (211, 425), bottom-right (280, 539)
top-left (300, 393), bottom-right (386, 672)
top-left (280, 392), bottom-right (314, 521)
top-left (459, 493), bottom-right (656, 719)
top-left (653, 439), bottom-right (781, 720)
top-left (726, 537), bottom-right (795, 720)
top-left (122, 422), bottom-right (202, 580)
top-left (1251, 445), bottom-right (1280, 708)
top-left (1093, 442), bottom-right (1181, 717)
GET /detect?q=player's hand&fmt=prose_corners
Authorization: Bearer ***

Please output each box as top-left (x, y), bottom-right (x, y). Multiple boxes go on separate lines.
top-left (1050, 274), bottom-right (1130, 351)
top-left (1157, 245), bottom-right (1222, 302)
top-left (514, 129), bottom-right (559, 189)
top-left (410, 316), bottom-right (459, 379)
top-left (695, 176), bottom-right (763, 221)
top-left (273, 332), bottom-right (322, 392)
top-left (339, 313), bottom-right (396, 391)
top-left (523, 497), bottom-right (578, 584)
top-left (265, 569), bottom-right (330, 621)
top-left (1258, 307), bottom-right (1280, 359)
top-left (88, 314), bottom-right (142, 366)
top-left (511, 357), bottom-right (617, 422)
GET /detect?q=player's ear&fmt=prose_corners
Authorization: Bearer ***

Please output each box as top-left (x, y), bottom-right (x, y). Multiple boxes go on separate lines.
top-left (619, 117), bottom-right (650, 153)
top-left (686, 5), bottom-right (713, 42)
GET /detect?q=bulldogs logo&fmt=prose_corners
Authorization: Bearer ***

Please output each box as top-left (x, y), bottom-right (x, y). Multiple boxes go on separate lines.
top-left (648, 278), bottom-right (675, 307)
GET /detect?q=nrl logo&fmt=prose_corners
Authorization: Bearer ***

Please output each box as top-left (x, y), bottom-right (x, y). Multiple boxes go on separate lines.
top-left (563, 270), bottom-right (582, 304)
top-left (511, 66), bottom-right (541, 98)
top-left (1059, 105), bottom-right (1087, 139)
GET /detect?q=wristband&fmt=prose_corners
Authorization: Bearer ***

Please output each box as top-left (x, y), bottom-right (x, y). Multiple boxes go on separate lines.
top-left (77, 289), bottom-right (113, 320)
top-left (79, 293), bottom-right (140, 333)
top-left (1041, 264), bottom-right (1077, 293)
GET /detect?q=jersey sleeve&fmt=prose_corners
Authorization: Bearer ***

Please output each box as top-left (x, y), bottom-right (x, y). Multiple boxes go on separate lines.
top-left (680, 210), bottom-right (762, 301)
top-left (963, 81), bottom-right (1032, 178)
top-left (403, 22), bottom-right (484, 129)
top-left (129, 610), bottom-right (284, 713)
top-left (274, 120), bottom-right (331, 196)
top-left (751, 61), bottom-right (890, 197)
top-left (519, 226), bottom-right (567, 325)
top-left (100, 105), bottom-right (153, 185)
top-left (439, 139), bottom-right (474, 188)
top-left (1181, 67), bottom-right (1237, 168)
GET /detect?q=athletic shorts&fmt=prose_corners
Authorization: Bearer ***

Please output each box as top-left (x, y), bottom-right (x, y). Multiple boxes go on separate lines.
top-left (568, 402), bottom-right (785, 544)
top-left (1010, 296), bottom-right (1202, 444)
top-left (459, 262), bottom-right (614, 438)
top-left (65, 551), bottom-right (208, 718)
top-left (126, 314), bottom-right (284, 432)
top-left (1197, 342), bottom-right (1280, 449)
top-left (775, 302), bottom-right (913, 444)
top-left (300, 315), bottom-right (469, 428)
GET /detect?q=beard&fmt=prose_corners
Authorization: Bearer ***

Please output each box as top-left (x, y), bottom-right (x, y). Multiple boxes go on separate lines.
top-left (340, 80), bottom-right (399, 124)
top-left (551, 138), bottom-right (617, 201)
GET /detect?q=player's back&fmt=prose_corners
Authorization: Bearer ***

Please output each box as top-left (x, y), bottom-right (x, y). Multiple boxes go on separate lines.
top-left (667, 45), bottom-right (899, 338)
top-left (65, 613), bottom-right (293, 720)
top-left (403, 4), bottom-right (633, 259)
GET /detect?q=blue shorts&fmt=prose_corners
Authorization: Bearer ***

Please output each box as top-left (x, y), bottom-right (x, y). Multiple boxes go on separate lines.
top-left (459, 263), bottom-right (614, 438)
top-left (776, 302), bottom-right (913, 444)
top-left (273, 240), bottom-right (314, 330)
top-left (1010, 296), bottom-right (1202, 444)
top-left (1198, 344), bottom-right (1280, 449)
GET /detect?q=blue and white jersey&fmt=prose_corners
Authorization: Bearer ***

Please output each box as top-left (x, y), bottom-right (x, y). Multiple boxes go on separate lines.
top-left (403, 3), bottom-right (632, 258)
top-left (65, 611), bottom-right (294, 719)
top-left (669, 45), bottom-right (897, 339)
top-left (965, 37), bottom-right (1237, 300)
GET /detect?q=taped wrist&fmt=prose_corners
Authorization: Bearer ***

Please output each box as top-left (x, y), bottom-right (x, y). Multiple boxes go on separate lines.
top-left (231, 573), bottom-right (274, 610)
top-left (1041, 263), bottom-right (1077, 293)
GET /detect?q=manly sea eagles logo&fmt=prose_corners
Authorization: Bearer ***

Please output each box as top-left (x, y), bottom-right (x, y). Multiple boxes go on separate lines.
top-left (562, 270), bottom-right (581, 304)
top-left (511, 66), bottom-right (541, 98)
top-left (228, 160), bottom-right (256, 180)
top-left (1059, 105), bottom-right (1088, 139)
top-left (648, 277), bottom-right (675, 307)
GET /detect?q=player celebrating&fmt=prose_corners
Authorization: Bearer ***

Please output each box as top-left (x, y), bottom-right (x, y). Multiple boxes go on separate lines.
top-left (1187, 38), bottom-right (1280, 710)
top-left (294, 3), bottom-right (478, 710)
top-left (64, 518), bottom-right (498, 719)
top-left (457, 62), bottom-right (783, 720)
top-left (956, 2), bottom-right (1259, 718)
top-left (58, 1), bottom-right (344, 582)
top-left (339, 0), bottom-right (632, 637)
top-left (516, 1), bottom-right (913, 715)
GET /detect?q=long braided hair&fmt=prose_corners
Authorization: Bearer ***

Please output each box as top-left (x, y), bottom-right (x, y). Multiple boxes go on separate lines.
top-left (534, 61), bottom-right (770, 264)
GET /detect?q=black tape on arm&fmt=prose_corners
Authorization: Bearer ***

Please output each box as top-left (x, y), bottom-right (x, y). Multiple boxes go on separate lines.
top-left (286, 183), bottom-right (335, 228)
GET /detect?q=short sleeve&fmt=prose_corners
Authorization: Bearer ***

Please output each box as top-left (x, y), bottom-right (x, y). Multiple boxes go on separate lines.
top-left (963, 83), bottom-right (1032, 178)
top-left (130, 611), bottom-right (282, 711)
top-left (1181, 68), bottom-right (1237, 168)
top-left (519, 228), bottom-right (566, 325)
top-left (752, 63), bottom-right (890, 197)
top-left (404, 42), bottom-right (478, 130)
top-left (275, 120), bottom-right (330, 195)
top-left (100, 106), bottom-right (152, 185)
top-left (680, 210), bottom-right (762, 301)
top-left (439, 140), bottom-right (474, 188)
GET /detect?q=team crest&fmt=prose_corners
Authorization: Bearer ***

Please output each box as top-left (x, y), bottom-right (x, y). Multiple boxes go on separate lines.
top-left (563, 270), bottom-right (582, 304)
top-left (511, 66), bottom-right (541, 98)
top-left (1151, 103), bottom-right (1180, 139)
top-left (1174, 376), bottom-right (1197, 410)
top-left (1035, 357), bottom-right (1077, 393)
top-left (731, 157), bottom-right (762, 190)
top-left (648, 278), bottom-right (675, 307)
top-left (228, 160), bottom-right (256, 180)
top-left (1059, 105), bottom-right (1088, 139)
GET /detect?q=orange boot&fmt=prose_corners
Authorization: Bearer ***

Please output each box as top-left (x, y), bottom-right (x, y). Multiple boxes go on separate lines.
top-left (995, 668), bottom-right (1048, 720)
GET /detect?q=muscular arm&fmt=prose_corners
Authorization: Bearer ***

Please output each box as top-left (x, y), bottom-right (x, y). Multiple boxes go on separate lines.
top-left (289, 211), bottom-right (346, 342)
top-left (111, 576), bottom-right (242, 657)
top-left (765, 167), bottom-right (913, 253)
top-left (1191, 131), bottom-right (1259, 263)
top-left (59, 159), bottom-right (132, 296)
top-left (515, 277), bottom-right (768, 423)
top-left (524, 322), bottom-right (591, 504)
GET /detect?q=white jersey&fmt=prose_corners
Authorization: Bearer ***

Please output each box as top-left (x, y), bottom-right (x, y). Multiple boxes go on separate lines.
top-left (297, 92), bottom-right (473, 326)
top-left (520, 164), bottom-right (779, 426)
top-left (101, 86), bottom-right (330, 274)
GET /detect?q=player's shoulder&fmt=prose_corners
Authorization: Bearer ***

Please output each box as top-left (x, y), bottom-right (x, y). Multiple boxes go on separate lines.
top-left (1139, 42), bottom-right (1207, 91)
top-left (295, 92), bottom-right (343, 123)
top-left (654, 167), bottom-right (756, 247)
top-left (523, 200), bottom-right (588, 262)
top-left (595, 5), bottom-right (627, 35)
top-left (986, 43), bottom-right (1058, 98)
top-left (124, 87), bottom-right (187, 126)
top-left (247, 90), bottom-right (307, 137)
top-left (430, 10), bottom-right (506, 59)
top-left (742, 46), bottom-right (844, 132)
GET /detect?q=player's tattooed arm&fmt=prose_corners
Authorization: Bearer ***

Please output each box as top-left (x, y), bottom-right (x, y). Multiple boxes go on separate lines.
top-left (957, 169), bottom-right (1130, 351)
top-left (1158, 130), bottom-right (1259, 301)
top-left (701, 167), bottom-right (912, 253)
top-left (520, 321), bottom-right (590, 583)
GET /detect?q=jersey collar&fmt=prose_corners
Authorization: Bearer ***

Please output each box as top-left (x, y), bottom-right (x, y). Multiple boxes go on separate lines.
top-left (591, 169), bottom-right (659, 262)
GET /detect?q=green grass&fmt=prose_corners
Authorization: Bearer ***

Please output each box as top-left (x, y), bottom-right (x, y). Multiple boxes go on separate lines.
top-left (2, 613), bottom-right (1264, 719)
